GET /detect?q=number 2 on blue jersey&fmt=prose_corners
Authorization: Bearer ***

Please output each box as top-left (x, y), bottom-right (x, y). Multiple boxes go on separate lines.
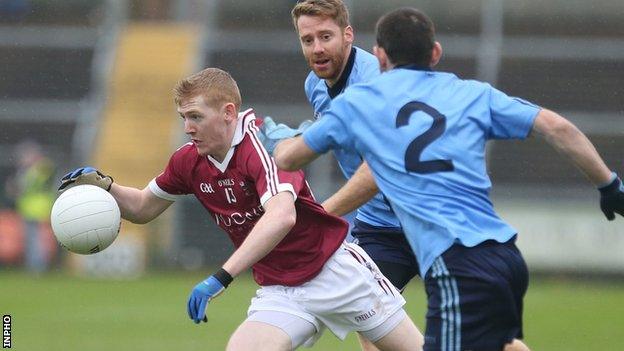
top-left (395, 101), bottom-right (454, 174)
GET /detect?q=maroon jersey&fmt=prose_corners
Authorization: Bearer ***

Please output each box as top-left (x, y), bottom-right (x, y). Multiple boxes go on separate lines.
top-left (149, 109), bottom-right (348, 286)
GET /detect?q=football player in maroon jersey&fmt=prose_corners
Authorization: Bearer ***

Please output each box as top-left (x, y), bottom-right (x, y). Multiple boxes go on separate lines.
top-left (58, 68), bottom-right (423, 351)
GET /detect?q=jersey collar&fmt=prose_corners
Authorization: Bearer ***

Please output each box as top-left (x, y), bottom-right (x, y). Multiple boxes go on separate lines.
top-left (326, 47), bottom-right (357, 99)
top-left (231, 108), bottom-right (255, 147)
top-left (395, 64), bottom-right (432, 71)
top-left (207, 108), bottom-right (255, 172)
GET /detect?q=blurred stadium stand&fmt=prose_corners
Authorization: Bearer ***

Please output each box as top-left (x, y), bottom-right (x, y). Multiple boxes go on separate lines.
top-left (0, 0), bottom-right (121, 198)
top-left (1, 0), bottom-right (623, 274)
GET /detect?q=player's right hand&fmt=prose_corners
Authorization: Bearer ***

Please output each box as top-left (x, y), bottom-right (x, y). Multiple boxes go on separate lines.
top-left (58, 166), bottom-right (114, 193)
top-left (598, 173), bottom-right (624, 220)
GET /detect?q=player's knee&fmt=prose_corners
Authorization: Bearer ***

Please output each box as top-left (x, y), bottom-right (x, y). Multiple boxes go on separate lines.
top-left (503, 339), bottom-right (530, 351)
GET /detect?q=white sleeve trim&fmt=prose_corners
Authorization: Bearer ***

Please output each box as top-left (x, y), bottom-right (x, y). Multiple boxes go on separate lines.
top-left (260, 183), bottom-right (297, 208)
top-left (148, 178), bottom-right (184, 202)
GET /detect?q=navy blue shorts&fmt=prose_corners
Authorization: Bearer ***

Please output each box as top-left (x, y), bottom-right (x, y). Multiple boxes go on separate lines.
top-left (424, 237), bottom-right (528, 351)
top-left (351, 219), bottom-right (420, 291)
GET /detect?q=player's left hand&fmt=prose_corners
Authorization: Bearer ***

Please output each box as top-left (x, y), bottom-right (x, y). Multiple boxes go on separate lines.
top-left (187, 269), bottom-right (232, 324)
top-left (598, 174), bottom-right (624, 220)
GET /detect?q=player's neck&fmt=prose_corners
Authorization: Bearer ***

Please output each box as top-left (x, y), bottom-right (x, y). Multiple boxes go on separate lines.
top-left (210, 126), bottom-right (237, 162)
top-left (209, 150), bottom-right (228, 163)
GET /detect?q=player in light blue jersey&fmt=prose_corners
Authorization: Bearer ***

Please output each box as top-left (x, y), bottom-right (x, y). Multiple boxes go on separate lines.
top-left (273, 7), bottom-right (624, 351)
top-left (259, 2), bottom-right (423, 350)
top-left (289, 0), bottom-right (420, 299)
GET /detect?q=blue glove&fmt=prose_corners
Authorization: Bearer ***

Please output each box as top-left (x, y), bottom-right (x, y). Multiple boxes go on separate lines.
top-left (58, 166), bottom-right (113, 193)
top-left (258, 117), bottom-right (314, 155)
top-left (599, 173), bottom-right (624, 221)
top-left (187, 269), bottom-right (233, 324)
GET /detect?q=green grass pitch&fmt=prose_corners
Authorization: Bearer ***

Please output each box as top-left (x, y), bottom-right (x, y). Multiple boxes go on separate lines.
top-left (1, 270), bottom-right (623, 350)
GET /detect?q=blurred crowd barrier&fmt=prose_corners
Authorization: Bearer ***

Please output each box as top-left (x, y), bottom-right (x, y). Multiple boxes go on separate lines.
top-left (0, 0), bottom-right (623, 277)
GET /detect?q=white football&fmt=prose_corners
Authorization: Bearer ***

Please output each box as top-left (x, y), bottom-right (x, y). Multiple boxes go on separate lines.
top-left (51, 184), bottom-right (121, 254)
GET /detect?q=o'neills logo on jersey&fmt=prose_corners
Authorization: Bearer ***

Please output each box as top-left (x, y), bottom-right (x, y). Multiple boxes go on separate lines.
top-left (215, 204), bottom-right (265, 227)
top-left (218, 178), bottom-right (235, 187)
top-left (313, 111), bottom-right (322, 120)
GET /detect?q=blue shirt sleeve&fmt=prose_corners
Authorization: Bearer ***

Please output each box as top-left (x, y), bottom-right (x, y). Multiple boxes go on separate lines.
top-left (488, 85), bottom-right (541, 139)
top-left (302, 107), bottom-right (352, 154)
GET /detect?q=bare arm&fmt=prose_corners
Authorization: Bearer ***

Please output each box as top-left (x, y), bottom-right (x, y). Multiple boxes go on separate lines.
top-left (109, 183), bottom-right (173, 224)
top-left (273, 135), bottom-right (378, 216)
top-left (322, 161), bottom-right (378, 216)
top-left (531, 108), bottom-right (612, 186)
top-left (273, 136), bottom-right (320, 171)
top-left (221, 191), bottom-right (296, 277)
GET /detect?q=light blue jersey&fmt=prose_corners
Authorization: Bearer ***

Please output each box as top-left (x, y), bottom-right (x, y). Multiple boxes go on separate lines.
top-left (303, 65), bottom-right (540, 276)
top-left (305, 46), bottom-right (401, 228)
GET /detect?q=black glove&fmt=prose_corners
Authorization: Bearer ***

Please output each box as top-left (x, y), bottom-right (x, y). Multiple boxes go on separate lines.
top-left (58, 166), bottom-right (114, 193)
top-left (598, 174), bottom-right (624, 221)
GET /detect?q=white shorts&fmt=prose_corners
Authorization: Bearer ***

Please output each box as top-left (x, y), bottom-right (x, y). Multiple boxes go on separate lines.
top-left (247, 242), bottom-right (406, 347)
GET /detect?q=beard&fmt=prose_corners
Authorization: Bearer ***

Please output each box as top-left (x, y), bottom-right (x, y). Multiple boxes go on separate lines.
top-left (308, 51), bottom-right (346, 83)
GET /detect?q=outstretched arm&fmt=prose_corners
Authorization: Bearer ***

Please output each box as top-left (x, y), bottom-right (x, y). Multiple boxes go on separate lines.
top-left (109, 183), bottom-right (173, 224)
top-left (58, 167), bottom-right (173, 224)
top-left (322, 161), bottom-right (378, 216)
top-left (273, 135), bottom-right (320, 171)
top-left (532, 109), bottom-right (624, 220)
top-left (531, 109), bottom-right (612, 186)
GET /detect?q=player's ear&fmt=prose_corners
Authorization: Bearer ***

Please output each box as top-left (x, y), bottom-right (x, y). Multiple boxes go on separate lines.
top-left (373, 45), bottom-right (389, 72)
top-left (343, 25), bottom-right (354, 45)
top-left (430, 41), bottom-right (443, 68)
top-left (222, 102), bottom-right (237, 122)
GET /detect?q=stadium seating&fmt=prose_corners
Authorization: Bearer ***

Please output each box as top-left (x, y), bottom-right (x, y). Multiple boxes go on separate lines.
top-left (0, 1), bottom-right (107, 205)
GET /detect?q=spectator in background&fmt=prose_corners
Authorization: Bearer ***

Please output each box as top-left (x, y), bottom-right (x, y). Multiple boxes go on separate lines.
top-left (5, 140), bottom-right (56, 273)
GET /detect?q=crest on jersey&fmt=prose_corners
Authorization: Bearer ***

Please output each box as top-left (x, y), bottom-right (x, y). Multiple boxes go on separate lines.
top-left (200, 182), bottom-right (215, 194)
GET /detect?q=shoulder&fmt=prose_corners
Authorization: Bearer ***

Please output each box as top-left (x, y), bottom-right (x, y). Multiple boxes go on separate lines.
top-left (345, 70), bottom-right (388, 97)
top-left (236, 111), bottom-right (271, 164)
top-left (162, 142), bottom-right (199, 176)
top-left (404, 70), bottom-right (489, 98)
top-left (236, 108), bottom-right (261, 148)
top-left (429, 70), bottom-right (489, 91)
top-left (351, 46), bottom-right (380, 83)
top-left (171, 142), bottom-right (199, 162)
top-left (353, 46), bottom-right (379, 69)
top-left (457, 76), bottom-right (490, 89)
